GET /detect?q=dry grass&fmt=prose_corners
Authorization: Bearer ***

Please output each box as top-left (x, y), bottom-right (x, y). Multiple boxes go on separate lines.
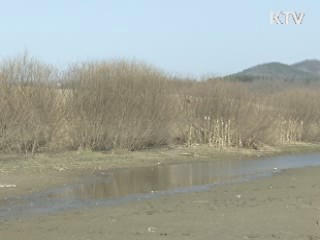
top-left (0, 53), bottom-right (320, 155)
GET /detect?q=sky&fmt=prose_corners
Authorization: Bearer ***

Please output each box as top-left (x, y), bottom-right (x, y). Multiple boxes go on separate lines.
top-left (0, 0), bottom-right (319, 77)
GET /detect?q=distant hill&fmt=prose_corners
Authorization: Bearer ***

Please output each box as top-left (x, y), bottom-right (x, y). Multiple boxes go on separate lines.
top-left (292, 60), bottom-right (320, 76)
top-left (227, 60), bottom-right (320, 83)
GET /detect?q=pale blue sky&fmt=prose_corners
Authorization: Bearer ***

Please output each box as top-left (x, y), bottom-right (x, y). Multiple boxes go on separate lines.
top-left (0, 0), bottom-right (318, 77)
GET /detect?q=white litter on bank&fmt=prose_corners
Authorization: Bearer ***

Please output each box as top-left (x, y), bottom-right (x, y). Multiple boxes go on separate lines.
top-left (0, 184), bottom-right (17, 188)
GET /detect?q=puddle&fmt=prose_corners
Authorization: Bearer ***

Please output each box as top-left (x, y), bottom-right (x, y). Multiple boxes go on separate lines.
top-left (0, 152), bottom-right (320, 220)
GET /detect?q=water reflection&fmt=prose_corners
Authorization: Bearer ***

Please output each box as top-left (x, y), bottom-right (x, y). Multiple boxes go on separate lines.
top-left (56, 153), bottom-right (320, 200)
top-left (56, 162), bottom-right (239, 200)
top-left (0, 153), bottom-right (319, 220)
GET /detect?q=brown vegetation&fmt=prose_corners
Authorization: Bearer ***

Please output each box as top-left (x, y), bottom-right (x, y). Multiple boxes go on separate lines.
top-left (0, 53), bottom-right (319, 154)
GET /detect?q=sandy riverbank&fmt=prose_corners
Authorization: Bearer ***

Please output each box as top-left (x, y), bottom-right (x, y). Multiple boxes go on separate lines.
top-left (0, 144), bottom-right (320, 239)
top-left (1, 143), bottom-right (320, 198)
top-left (1, 166), bottom-right (320, 240)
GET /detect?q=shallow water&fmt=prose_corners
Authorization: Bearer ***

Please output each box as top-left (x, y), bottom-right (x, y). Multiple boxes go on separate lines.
top-left (1, 152), bottom-right (320, 220)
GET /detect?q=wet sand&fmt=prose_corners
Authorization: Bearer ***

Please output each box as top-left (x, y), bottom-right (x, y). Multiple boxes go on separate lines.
top-left (1, 166), bottom-right (320, 240)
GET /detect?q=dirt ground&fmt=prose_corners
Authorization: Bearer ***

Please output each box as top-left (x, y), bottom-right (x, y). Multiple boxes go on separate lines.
top-left (1, 145), bottom-right (320, 240)
top-left (1, 143), bottom-right (320, 198)
top-left (1, 167), bottom-right (320, 239)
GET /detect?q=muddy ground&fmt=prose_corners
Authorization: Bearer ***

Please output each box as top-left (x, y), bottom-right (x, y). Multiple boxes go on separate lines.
top-left (1, 143), bottom-right (320, 198)
top-left (1, 168), bottom-right (320, 239)
top-left (1, 145), bottom-right (320, 239)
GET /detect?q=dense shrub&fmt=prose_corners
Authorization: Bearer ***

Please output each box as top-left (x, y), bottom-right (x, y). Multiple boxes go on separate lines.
top-left (1, 53), bottom-right (319, 154)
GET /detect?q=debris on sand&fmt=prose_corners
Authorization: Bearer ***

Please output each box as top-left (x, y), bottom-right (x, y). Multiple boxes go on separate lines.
top-left (53, 166), bottom-right (68, 171)
top-left (0, 183), bottom-right (16, 188)
top-left (147, 227), bottom-right (156, 233)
